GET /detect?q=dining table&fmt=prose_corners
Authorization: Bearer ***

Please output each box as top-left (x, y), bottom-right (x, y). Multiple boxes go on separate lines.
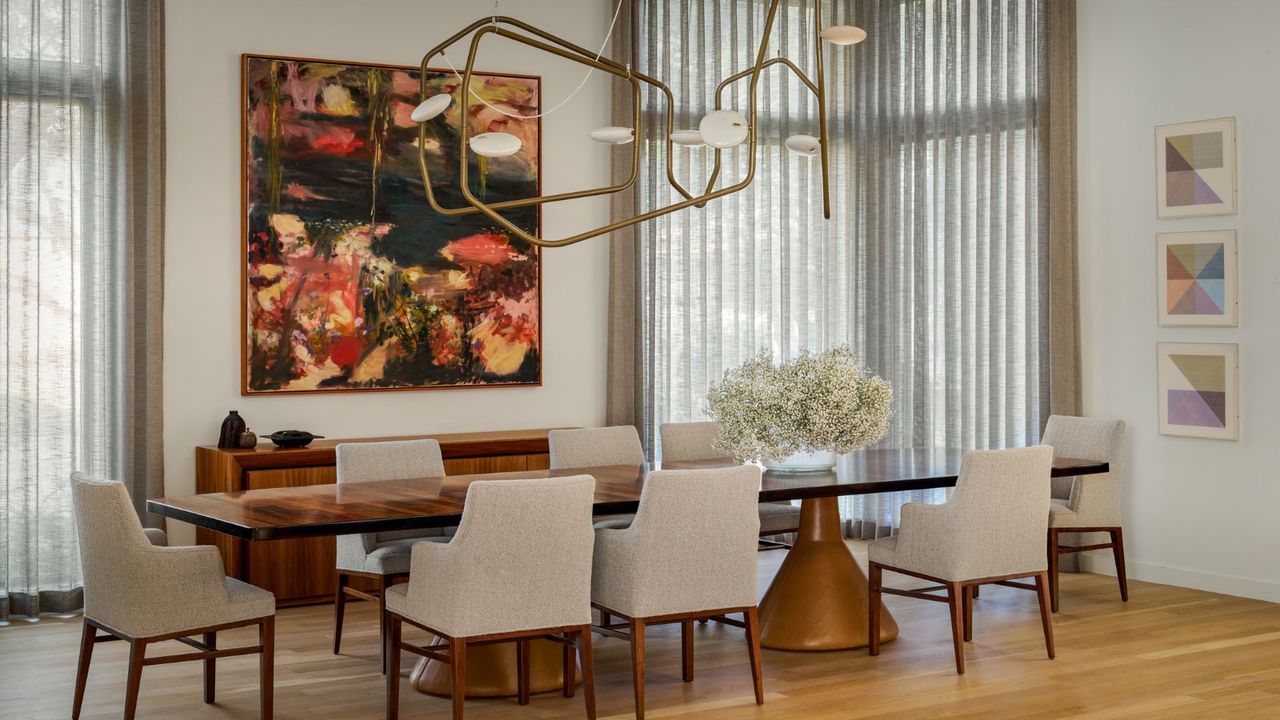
top-left (148, 447), bottom-right (1108, 698)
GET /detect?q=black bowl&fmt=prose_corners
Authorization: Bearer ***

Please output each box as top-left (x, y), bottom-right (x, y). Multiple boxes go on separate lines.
top-left (264, 430), bottom-right (324, 448)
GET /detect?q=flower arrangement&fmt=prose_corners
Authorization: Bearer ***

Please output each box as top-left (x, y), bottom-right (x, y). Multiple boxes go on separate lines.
top-left (706, 347), bottom-right (893, 463)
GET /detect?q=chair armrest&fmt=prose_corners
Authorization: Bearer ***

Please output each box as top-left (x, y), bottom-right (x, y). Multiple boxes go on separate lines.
top-left (895, 502), bottom-right (958, 558)
top-left (143, 528), bottom-right (168, 547)
top-left (138, 544), bottom-right (229, 605)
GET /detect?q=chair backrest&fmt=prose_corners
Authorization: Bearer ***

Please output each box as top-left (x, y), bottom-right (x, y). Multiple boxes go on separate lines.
top-left (659, 421), bottom-right (732, 462)
top-left (416, 475), bottom-right (597, 635)
top-left (548, 426), bottom-right (645, 469)
top-left (618, 465), bottom-right (762, 615)
top-left (1041, 415), bottom-right (1125, 526)
top-left (336, 439), bottom-right (446, 552)
top-left (948, 446), bottom-right (1054, 577)
top-left (70, 473), bottom-right (152, 627)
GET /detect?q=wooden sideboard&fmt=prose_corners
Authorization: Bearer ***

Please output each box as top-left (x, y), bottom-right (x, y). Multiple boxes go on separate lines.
top-left (194, 429), bottom-right (555, 605)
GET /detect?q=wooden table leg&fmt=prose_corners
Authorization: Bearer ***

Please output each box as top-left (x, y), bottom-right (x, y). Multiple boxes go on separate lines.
top-left (410, 638), bottom-right (577, 698)
top-left (758, 496), bottom-right (900, 650)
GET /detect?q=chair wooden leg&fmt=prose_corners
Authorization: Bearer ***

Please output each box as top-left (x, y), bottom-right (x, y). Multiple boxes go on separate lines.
top-left (562, 631), bottom-right (576, 698)
top-left (333, 572), bottom-right (348, 655)
top-left (868, 562), bottom-right (883, 656)
top-left (578, 625), bottom-right (597, 720)
top-left (962, 585), bottom-right (974, 642)
top-left (629, 617), bottom-right (646, 720)
top-left (599, 610), bottom-right (612, 628)
top-left (386, 614), bottom-right (401, 720)
top-left (680, 620), bottom-right (694, 683)
top-left (1048, 528), bottom-right (1061, 612)
top-left (379, 576), bottom-right (392, 674)
top-left (972, 584), bottom-right (980, 598)
top-left (260, 616), bottom-right (275, 720)
top-left (123, 639), bottom-right (146, 720)
top-left (72, 622), bottom-right (95, 720)
top-left (743, 606), bottom-right (765, 706)
top-left (516, 638), bottom-right (531, 705)
top-left (450, 638), bottom-right (467, 720)
top-left (203, 631), bottom-right (217, 703)
top-left (1035, 571), bottom-right (1056, 659)
top-left (946, 582), bottom-right (965, 675)
top-left (1111, 528), bottom-right (1130, 602)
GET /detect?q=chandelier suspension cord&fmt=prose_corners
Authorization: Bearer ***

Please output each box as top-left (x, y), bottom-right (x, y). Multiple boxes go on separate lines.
top-left (438, 0), bottom-right (626, 121)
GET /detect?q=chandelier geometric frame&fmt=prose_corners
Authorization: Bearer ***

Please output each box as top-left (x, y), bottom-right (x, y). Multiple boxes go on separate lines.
top-left (415, 0), bottom-right (850, 248)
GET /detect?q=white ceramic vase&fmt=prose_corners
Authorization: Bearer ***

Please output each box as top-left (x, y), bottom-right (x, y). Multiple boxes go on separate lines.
top-left (762, 450), bottom-right (838, 474)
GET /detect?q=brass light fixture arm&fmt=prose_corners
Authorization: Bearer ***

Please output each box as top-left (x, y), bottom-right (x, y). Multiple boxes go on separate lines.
top-left (455, 0), bottom-right (782, 247)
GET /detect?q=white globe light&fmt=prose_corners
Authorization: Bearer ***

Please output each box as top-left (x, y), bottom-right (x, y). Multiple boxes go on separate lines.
top-left (784, 134), bottom-right (820, 157)
top-left (410, 94), bottom-right (452, 123)
top-left (589, 126), bottom-right (635, 144)
top-left (670, 129), bottom-right (705, 147)
top-left (469, 132), bottom-right (523, 158)
top-left (699, 109), bottom-right (750, 149)
top-left (820, 25), bottom-right (867, 46)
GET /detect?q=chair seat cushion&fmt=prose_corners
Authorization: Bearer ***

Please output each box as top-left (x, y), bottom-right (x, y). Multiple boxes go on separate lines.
top-left (758, 502), bottom-right (800, 535)
top-left (363, 536), bottom-right (450, 575)
top-left (223, 577), bottom-right (276, 623)
top-left (592, 514), bottom-right (635, 530)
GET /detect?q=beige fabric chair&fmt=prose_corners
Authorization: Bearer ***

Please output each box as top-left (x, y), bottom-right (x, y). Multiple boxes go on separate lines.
top-left (70, 473), bottom-right (275, 720)
top-left (659, 421), bottom-right (802, 542)
top-left (1042, 415), bottom-right (1127, 611)
top-left (591, 466), bottom-right (765, 720)
top-left (384, 476), bottom-right (598, 720)
top-left (867, 447), bottom-right (1055, 675)
top-left (549, 426), bottom-right (645, 531)
top-left (334, 439), bottom-right (452, 670)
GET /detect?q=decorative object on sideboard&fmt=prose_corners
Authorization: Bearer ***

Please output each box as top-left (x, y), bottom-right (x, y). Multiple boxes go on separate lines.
top-left (241, 55), bottom-right (542, 395)
top-left (1156, 342), bottom-right (1239, 441)
top-left (706, 347), bottom-right (893, 473)
top-left (1156, 230), bottom-right (1238, 327)
top-left (217, 410), bottom-right (247, 449)
top-left (1155, 117), bottom-right (1237, 218)
top-left (264, 430), bottom-right (325, 449)
top-left (238, 428), bottom-right (259, 449)
top-left (411, 0), bottom-right (863, 248)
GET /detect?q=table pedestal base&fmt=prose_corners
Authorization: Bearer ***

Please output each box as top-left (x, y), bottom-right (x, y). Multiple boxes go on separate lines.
top-left (759, 496), bottom-right (900, 650)
top-left (410, 639), bottom-right (575, 698)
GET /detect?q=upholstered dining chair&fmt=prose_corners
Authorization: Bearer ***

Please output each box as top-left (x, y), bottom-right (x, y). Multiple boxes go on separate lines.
top-left (384, 476), bottom-right (598, 720)
top-left (591, 465), bottom-right (765, 720)
top-left (70, 473), bottom-right (276, 720)
top-left (659, 421), bottom-right (801, 546)
top-left (334, 439), bottom-right (452, 671)
top-left (866, 447), bottom-right (1056, 675)
top-left (1041, 415), bottom-right (1127, 611)
top-left (549, 426), bottom-right (645, 532)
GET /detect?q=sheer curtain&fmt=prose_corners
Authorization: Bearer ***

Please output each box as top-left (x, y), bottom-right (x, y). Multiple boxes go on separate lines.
top-left (1, 0), bottom-right (164, 621)
top-left (622, 0), bottom-right (1055, 533)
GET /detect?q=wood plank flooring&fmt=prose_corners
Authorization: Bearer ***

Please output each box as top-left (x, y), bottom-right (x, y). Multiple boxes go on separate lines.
top-left (3, 543), bottom-right (1279, 719)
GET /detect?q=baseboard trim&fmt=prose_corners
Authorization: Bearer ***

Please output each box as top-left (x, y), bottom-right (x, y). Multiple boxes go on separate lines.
top-left (1079, 554), bottom-right (1280, 604)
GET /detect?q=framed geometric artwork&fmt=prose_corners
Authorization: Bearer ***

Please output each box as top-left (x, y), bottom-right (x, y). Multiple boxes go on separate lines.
top-left (1156, 117), bottom-right (1237, 218)
top-left (241, 55), bottom-right (542, 395)
top-left (1157, 342), bottom-right (1239, 440)
top-left (1157, 230), bottom-right (1237, 326)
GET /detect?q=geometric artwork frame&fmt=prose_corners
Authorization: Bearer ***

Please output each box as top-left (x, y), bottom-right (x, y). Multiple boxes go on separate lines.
top-left (1156, 117), bottom-right (1237, 218)
top-left (241, 55), bottom-right (542, 395)
top-left (1157, 230), bottom-right (1237, 326)
top-left (1157, 342), bottom-right (1239, 440)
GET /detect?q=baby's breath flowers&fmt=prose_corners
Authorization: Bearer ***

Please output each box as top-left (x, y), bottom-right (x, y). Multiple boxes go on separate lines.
top-left (707, 347), bottom-right (893, 463)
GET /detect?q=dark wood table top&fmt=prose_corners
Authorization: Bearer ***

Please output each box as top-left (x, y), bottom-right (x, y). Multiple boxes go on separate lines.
top-left (148, 448), bottom-right (1108, 541)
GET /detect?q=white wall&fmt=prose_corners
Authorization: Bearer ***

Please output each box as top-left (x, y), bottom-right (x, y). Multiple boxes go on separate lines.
top-left (164, 0), bottom-right (613, 545)
top-left (1078, 0), bottom-right (1280, 601)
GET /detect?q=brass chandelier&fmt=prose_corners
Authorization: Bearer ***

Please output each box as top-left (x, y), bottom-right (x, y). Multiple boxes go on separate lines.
top-left (412, 0), bottom-right (865, 248)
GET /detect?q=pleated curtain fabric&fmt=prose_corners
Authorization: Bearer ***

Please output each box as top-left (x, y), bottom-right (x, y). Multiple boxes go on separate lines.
top-left (1, 0), bottom-right (165, 620)
top-left (607, 0), bottom-right (1076, 527)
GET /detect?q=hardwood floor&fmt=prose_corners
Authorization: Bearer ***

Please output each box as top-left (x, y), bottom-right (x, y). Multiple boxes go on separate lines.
top-left (3, 543), bottom-right (1279, 719)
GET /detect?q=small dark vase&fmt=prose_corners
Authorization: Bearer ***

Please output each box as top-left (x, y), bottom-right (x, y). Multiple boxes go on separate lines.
top-left (238, 428), bottom-right (259, 449)
top-left (218, 410), bottom-right (247, 449)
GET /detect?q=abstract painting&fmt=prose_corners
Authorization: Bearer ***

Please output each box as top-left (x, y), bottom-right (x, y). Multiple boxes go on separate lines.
top-left (241, 55), bottom-right (541, 394)
top-left (1156, 117), bottom-right (1236, 218)
top-left (1157, 342), bottom-right (1238, 440)
top-left (1157, 230), bottom-right (1237, 326)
